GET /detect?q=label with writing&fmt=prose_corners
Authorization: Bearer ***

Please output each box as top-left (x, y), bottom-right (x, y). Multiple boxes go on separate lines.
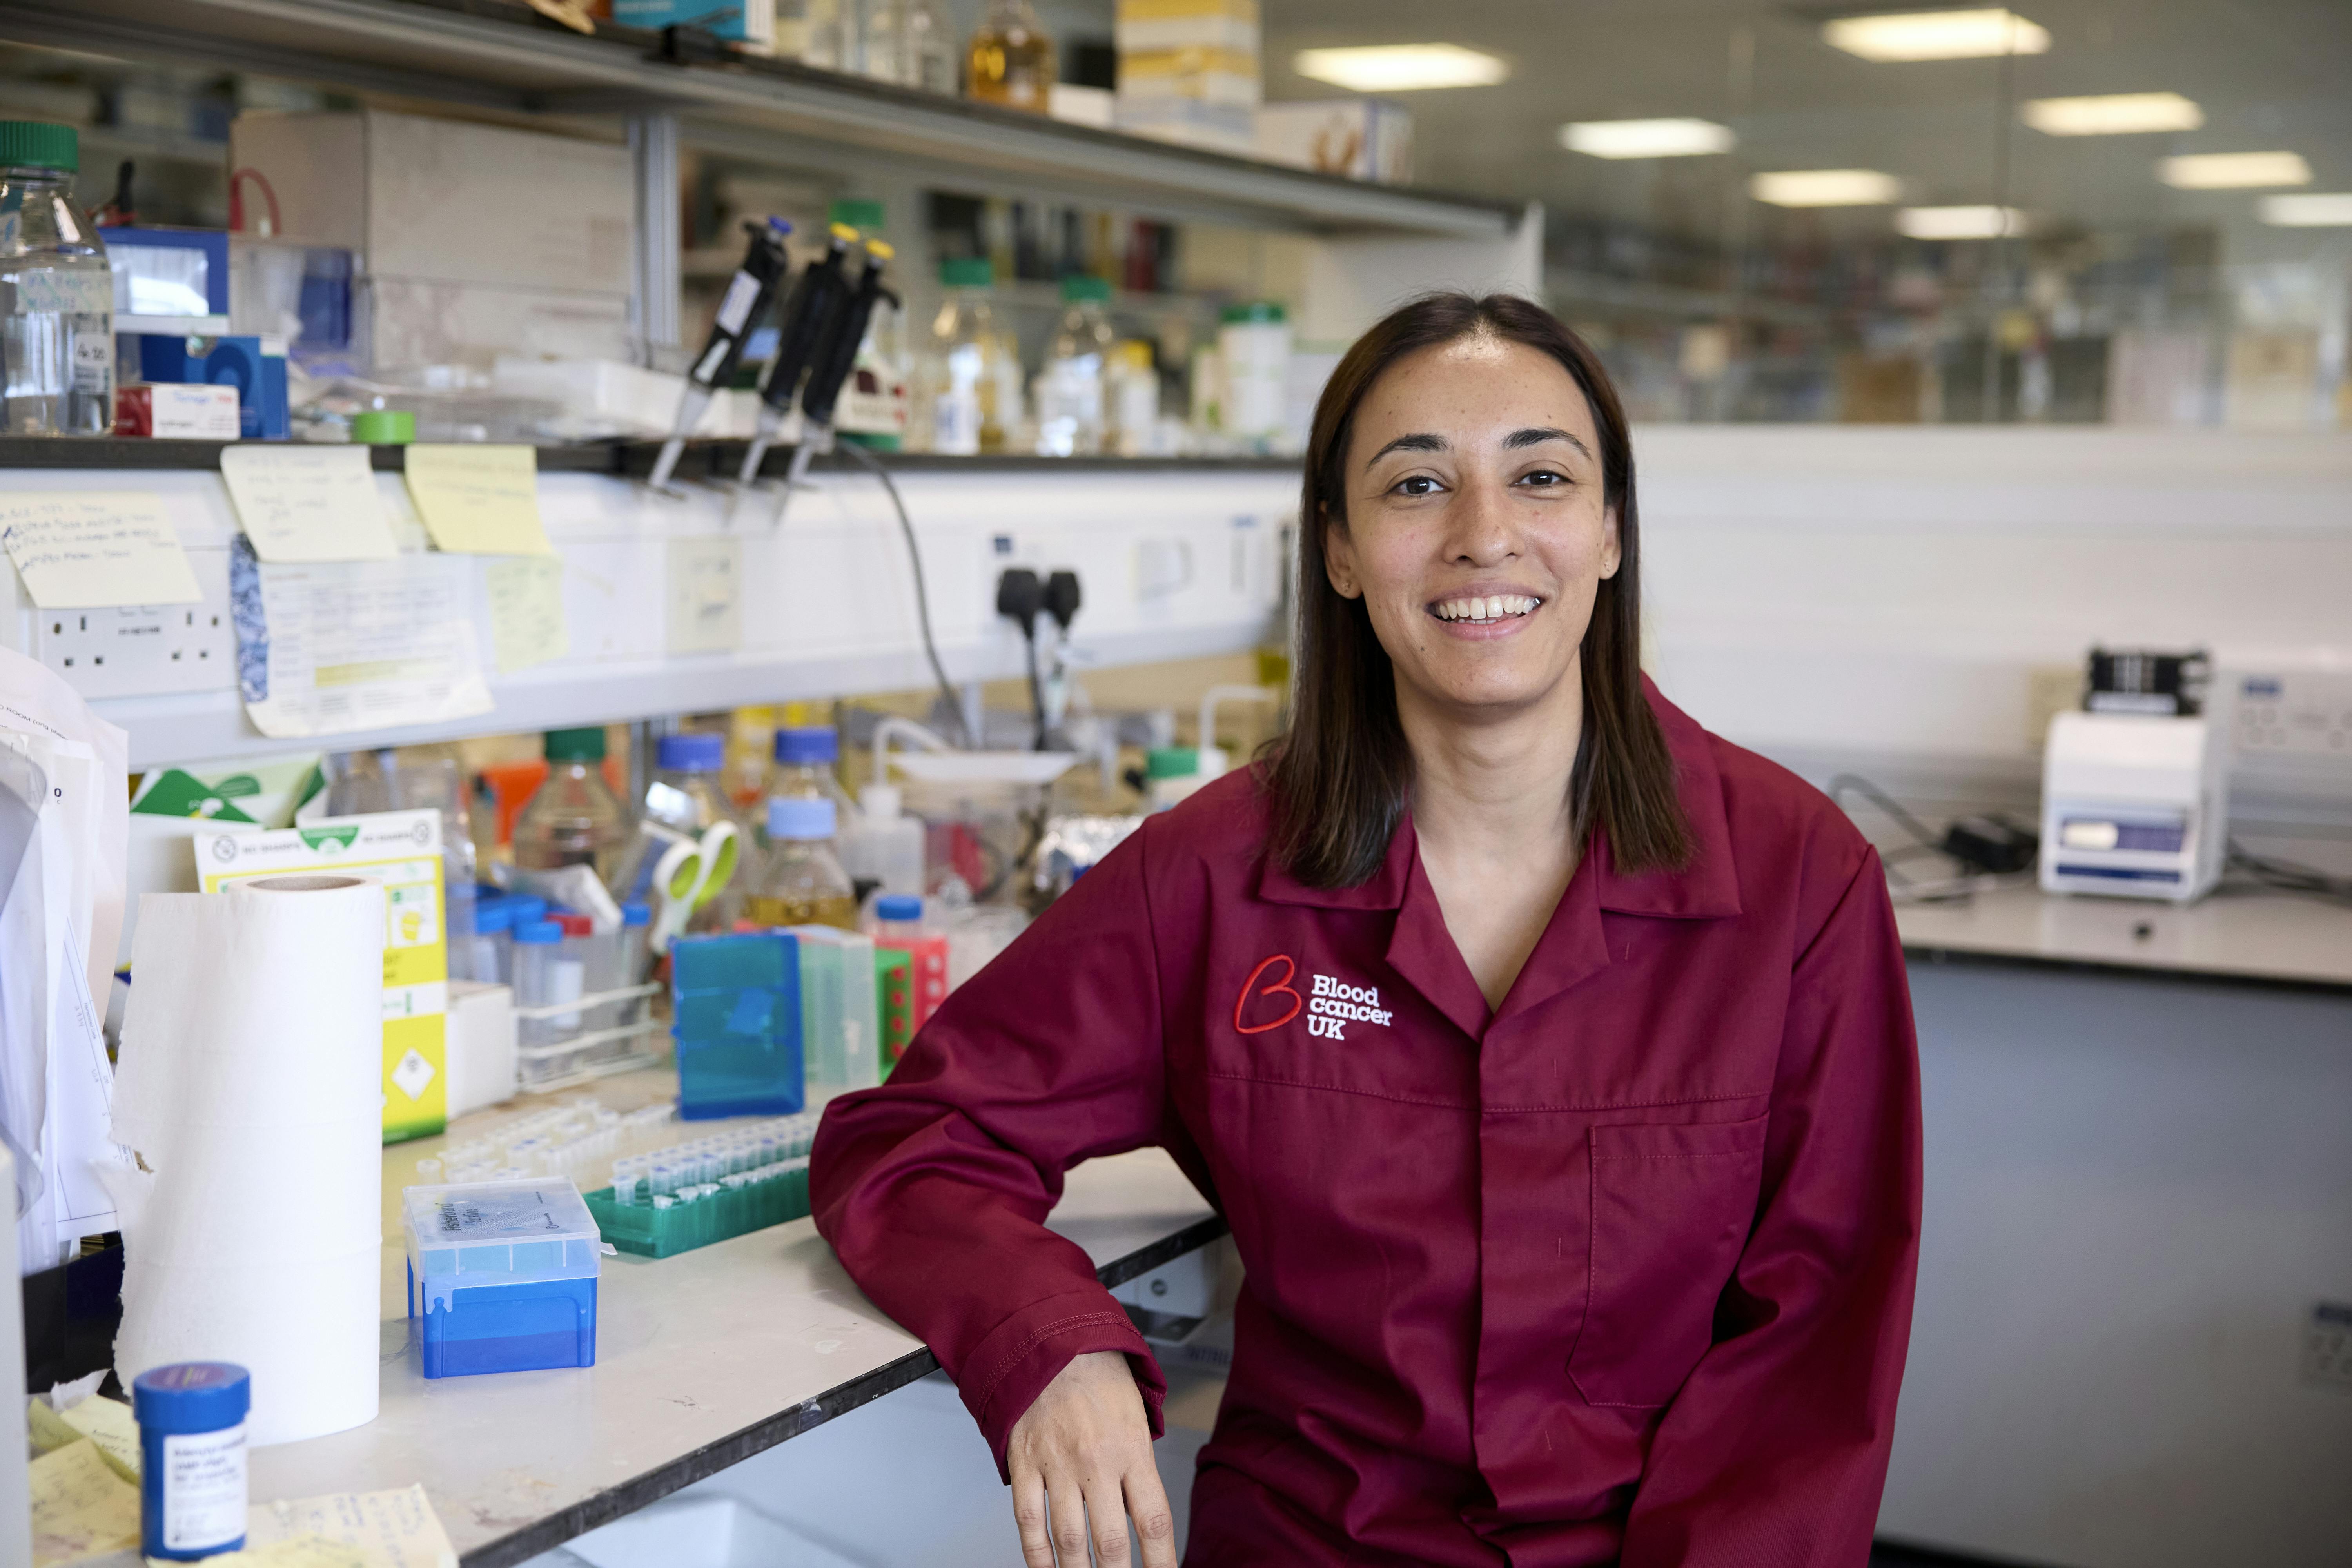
top-left (0, 491), bottom-right (201, 608)
top-left (401, 445), bottom-right (552, 556)
top-left (161, 1423), bottom-right (247, 1550)
top-left (220, 445), bottom-right (400, 564)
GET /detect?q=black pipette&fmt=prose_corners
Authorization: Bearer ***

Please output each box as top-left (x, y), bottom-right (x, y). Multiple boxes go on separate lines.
top-left (772, 240), bottom-right (900, 521)
top-left (648, 216), bottom-right (793, 492)
top-left (737, 221), bottom-right (858, 485)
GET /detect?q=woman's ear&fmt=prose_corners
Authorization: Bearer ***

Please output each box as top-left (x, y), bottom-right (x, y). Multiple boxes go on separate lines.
top-left (1598, 505), bottom-right (1623, 581)
top-left (1323, 512), bottom-right (1363, 599)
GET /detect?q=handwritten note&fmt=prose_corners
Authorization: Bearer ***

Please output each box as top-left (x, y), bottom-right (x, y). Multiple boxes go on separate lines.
top-left (401, 445), bottom-right (552, 556)
top-left (233, 546), bottom-right (493, 739)
top-left (0, 491), bottom-right (201, 608)
top-left (244, 1486), bottom-right (458, 1568)
top-left (220, 446), bottom-right (400, 564)
top-left (57, 1394), bottom-right (141, 1481)
top-left (485, 555), bottom-right (569, 673)
top-left (204, 1533), bottom-right (378, 1568)
top-left (29, 1438), bottom-right (141, 1566)
top-left (666, 535), bottom-right (742, 655)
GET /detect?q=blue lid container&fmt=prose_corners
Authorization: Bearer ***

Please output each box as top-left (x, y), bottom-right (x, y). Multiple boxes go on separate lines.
top-left (621, 899), bottom-right (650, 928)
top-left (515, 919), bottom-right (563, 946)
top-left (474, 900), bottom-right (515, 935)
top-left (506, 895), bottom-right (549, 926)
top-left (402, 1179), bottom-right (601, 1379)
top-left (772, 726), bottom-right (838, 764)
top-left (657, 731), bottom-right (726, 772)
top-left (132, 1362), bottom-right (250, 1560)
top-left (671, 931), bottom-right (804, 1119)
top-left (875, 893), bottom-right (923, 922)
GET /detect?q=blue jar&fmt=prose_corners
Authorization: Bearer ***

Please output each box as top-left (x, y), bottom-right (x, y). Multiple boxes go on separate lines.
top-left (132, 1362), bottom-right (250, 1560)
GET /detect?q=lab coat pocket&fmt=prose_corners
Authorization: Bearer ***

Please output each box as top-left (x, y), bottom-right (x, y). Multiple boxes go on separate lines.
top-left (1568, 1114), bottom-right (1769, 1409)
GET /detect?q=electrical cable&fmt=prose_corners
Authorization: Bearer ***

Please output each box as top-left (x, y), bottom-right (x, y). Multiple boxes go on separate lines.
top-left (1826, 773), bottom-right (1947, 853)
top-left (2225, 839), bottom-right (2352, 907)
top-left (838, 441), bottom-right (967, 746)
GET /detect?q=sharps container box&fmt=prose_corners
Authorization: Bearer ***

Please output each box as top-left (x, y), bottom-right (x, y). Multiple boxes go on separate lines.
top-left (403, 1178), bottom-right (601, 1377)
top-left (132, 1361), bottom-right (251, 1561)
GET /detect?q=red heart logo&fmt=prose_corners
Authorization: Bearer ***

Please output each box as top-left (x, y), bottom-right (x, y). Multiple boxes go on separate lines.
top-left (1234, 954), bottom-right (1303, 1035)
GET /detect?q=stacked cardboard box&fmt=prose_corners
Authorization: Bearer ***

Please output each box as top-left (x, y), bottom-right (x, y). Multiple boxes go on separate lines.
top-left (1115, 0), bottom-right (1261, 153)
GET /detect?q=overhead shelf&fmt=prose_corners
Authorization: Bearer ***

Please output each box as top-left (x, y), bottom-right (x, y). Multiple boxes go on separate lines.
top-left (0, 0), bottom-right (1523, 239)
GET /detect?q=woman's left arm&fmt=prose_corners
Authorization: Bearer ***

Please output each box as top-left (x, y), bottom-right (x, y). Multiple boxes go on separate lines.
top-left (1619, 847), bottom-right (1924, 1567)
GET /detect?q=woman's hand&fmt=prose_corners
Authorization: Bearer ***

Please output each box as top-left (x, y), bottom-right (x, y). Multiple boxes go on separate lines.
top-left (1007, 1350), bottom-right (1178, 1568)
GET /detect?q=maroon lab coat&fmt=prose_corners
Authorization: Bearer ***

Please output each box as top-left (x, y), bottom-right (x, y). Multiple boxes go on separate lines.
top-left (813, 686), bottom-right (1922, 1566)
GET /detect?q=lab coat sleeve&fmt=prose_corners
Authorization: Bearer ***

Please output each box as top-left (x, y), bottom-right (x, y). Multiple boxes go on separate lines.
top-left (1618, 845), bottom-right (1924, 1566)
top-left (811, 823), bottom-right (1173, 1475)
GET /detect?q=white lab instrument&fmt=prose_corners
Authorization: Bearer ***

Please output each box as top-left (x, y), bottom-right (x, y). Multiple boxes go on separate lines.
top-left (2039, 710), bottom-right (2230, 903)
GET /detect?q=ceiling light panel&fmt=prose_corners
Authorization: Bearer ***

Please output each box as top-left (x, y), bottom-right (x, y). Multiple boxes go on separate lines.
top-left (2160, 151), bottom-right (2314, 189)
top-left (1560, 118), bottom-right (1737, 159)
top-left (1824, 9), bottom-right (2051, 62)
top-left (1751, 169), bottom-right (1903, 207)
top-left (2023, 92), bottom-right (2203, 136)
top-left (1292, 45), bottom-right (1508, 93)
top-left (2261, 193), bottom-right (2352, 227)
top-left (1896, 205), bottom-right (2028, 239)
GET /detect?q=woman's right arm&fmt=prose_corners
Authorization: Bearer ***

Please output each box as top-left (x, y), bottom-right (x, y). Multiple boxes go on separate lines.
top-left (811, 825), bottom-right (1180, 1566)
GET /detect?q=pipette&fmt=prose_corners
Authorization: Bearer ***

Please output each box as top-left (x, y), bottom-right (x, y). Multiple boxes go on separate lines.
top-left (737, 221), bottom-right (860, 485)
top-left (647, 216), bottom-right (794, 493)
top-left (771, 239), bottom-right (900, 522)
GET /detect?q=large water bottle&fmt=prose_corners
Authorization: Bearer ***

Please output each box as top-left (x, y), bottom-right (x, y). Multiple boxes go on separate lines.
top-left (0, 122), bottom-right (113, 436)
top-left (1034, 276), bottom-right (1113, 456)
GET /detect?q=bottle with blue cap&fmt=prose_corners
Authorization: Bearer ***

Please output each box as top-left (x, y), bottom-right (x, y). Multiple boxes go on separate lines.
top-left (746, 796), bottom-right (858, 931)
top-left (762, 725), bottom-right (857, 844)
top-left (132, 1362), bottom-right (250, 1559)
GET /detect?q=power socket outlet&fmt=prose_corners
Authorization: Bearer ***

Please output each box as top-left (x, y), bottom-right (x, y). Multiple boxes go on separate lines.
top-left (35, 544), bottom-right (236, 701)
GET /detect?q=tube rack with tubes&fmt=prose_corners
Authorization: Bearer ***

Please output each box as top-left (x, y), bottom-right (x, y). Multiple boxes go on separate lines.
top-left (423, 1096), bottom-right (681, 1189)
top-left (581, 1111), bottom-right (826, 1258)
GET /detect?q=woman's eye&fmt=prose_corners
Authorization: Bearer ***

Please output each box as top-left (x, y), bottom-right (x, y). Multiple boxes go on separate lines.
top-left (1390, 475), bottom-right (1442, 496)
top-left (1519, 468), bottom-right (1568, 488)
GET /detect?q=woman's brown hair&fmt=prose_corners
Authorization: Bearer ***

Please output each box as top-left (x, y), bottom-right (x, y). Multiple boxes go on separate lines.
top-left (1263, 290), bottom-right (1691, 888)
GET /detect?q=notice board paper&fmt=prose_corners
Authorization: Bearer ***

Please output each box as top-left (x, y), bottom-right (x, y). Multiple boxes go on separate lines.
top-left (245, 1486), bottom-right (459, 1568)
top-left (220, 445), bottom-right (401, 564)
top-left (193, 808), bottom-right (449, 1143)
top-left (229, 541), bottom-right (493, 740)
top-left (667, 534), bottom-right (743, 654)
top-left (485, 555), bottom-right (569, 674)
top-left (402, 445), bottom-right (552, 556)
top-left (0, 491), bottom-right (200, 609)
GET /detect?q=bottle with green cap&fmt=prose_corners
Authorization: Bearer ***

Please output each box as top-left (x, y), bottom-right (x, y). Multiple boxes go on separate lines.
top-left (917, 255), bottom-right (1004, 455)
top-left (514, 728), bottom-right (631, 888)
top-left (1, 121), bottom-right (114, 436)
top-left (1219, 299), bottom-right (1292, 453)
top-left (1035, 274), bottom-right (1114, 457)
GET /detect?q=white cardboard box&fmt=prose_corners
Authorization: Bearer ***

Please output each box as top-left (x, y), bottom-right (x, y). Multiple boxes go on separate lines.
top-left (227, 109), bottom-right (633, 296)
top-left (365, 276), bottom-right (633, 370)
top-left (446, 979), bottom-right (517, 1119)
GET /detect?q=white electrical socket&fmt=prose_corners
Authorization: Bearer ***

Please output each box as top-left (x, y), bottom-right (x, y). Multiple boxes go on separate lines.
top-left (34, 544), bottom-right (238, 701)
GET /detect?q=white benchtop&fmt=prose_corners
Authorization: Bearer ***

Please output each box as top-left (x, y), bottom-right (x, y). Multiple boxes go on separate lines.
top-left (247, 1071), bottom-right (1221, 1567)
top-left (1895, 884), bottom-right (2352, 991)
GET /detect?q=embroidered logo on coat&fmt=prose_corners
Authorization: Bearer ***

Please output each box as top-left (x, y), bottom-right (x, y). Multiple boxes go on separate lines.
top-left (1234, 957), bottom-right (1394, 1039)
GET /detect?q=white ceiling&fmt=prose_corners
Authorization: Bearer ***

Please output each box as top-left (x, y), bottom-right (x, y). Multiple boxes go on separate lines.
top-left (1253, 0), bottom-right (2352, 250)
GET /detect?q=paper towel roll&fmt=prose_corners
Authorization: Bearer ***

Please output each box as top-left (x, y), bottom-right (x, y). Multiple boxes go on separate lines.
top-left (109, 874), bottom-right (385, 1447)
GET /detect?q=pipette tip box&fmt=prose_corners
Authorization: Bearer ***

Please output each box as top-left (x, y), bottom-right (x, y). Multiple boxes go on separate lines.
top-left (403, 1178), bottom-right (601, 1378)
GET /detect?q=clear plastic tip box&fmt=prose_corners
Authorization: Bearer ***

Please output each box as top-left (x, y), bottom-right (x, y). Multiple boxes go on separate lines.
top-left (403, 1179), bottom-right (601, 1379)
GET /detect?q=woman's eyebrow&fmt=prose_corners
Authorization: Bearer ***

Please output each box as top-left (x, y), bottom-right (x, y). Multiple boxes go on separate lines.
top-left (1365, 432), bottom-right (1446, 467)
top-left (1504, 426), bottom-right (1592, 458)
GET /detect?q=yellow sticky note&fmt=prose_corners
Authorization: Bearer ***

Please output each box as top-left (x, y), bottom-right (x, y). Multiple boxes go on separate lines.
top-left (245, 1485), bottom-right (458, 1568)
top-left (58, 1395), bottom-right (140, 1482)
top-left (202, 1533), bottom-right (379, 1568)
top-left (401, 445), bottom-right (551, 557)
top-left (29, 1438), bottom-right (141, 1566)
top-left (485, 555), bottom-right (570, 674)
top-left (220, 445), bottom-right (401, 564)
top-left (0, 490), bottom-right (201, 608)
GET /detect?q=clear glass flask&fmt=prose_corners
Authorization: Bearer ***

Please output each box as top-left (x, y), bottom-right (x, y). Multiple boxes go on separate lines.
top-left (513, 728), bottom-right (631, 889)
top-left (1034, 275), bottom-right (1114, 456)
top-left (0, 121), bottom-right (112, 436)
top-left (966, 0), bottom-right (1056, 113)
top-left (746, 797), bottom-right (860, 931)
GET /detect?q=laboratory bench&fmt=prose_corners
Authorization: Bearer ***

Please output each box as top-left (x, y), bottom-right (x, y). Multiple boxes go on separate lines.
top-left (1879, 882), bottom-right (2352, 1568)
top-left (264, 1069), bottom-right (1223, 1568)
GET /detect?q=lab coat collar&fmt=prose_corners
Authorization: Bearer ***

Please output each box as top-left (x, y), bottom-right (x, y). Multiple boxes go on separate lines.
top-left (1253, 679), bottom-right (1742, 923)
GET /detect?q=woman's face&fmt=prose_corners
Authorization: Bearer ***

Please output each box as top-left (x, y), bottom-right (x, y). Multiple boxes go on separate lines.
top-left (1325, 333), bottom-right (1621, 724)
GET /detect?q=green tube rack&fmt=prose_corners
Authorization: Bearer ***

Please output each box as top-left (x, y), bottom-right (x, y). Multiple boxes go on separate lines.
top-left (583, 1158), bottom-right (813, 1259)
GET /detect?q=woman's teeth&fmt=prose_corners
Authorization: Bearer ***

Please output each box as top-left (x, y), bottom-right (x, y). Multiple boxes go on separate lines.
top-left (1432, 595), bottom-right (1539, 623)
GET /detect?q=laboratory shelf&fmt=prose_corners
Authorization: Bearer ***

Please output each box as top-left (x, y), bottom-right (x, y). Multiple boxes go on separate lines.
top-left (0, 0), bottom-right (1524, 239)
top-left (0, 435), bottom-right (1302, 477)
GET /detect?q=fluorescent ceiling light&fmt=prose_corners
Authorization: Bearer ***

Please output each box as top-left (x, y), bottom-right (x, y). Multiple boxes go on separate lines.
top-left (1292, 44), bottom-right (1508, 93)
top-left (1897, 204), bottom-right (2028, 239)
top-left (2261, 192), bottom-right (2352, 227)
top-left (1751, 169), bottom-right (1903, 207)
top-left (2160, 151), bottom-right (2313, 189)
top-left (1560, 118), bottom-right (1737, 158)
top-left (2023, 92), bottom-right (2203, 136)
top-left (1823, 9), bottom-right (2050, 61)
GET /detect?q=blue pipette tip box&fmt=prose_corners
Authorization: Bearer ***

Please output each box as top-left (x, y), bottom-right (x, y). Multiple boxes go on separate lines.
top-left (402, 1178), bottom-right (601, 1379)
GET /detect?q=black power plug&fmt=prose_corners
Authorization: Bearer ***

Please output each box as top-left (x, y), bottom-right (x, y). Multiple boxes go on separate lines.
top-left (1043, 570), bottom-right (1081, 633)
top-left (995, 568), bottom-right (1043, 627)
top-left (1939, 815), bottom-right (2039, 875)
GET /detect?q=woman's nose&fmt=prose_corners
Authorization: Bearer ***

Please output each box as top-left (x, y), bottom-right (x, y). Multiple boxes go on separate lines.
top-left (1441, 477), bottom-right (1517, 565)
